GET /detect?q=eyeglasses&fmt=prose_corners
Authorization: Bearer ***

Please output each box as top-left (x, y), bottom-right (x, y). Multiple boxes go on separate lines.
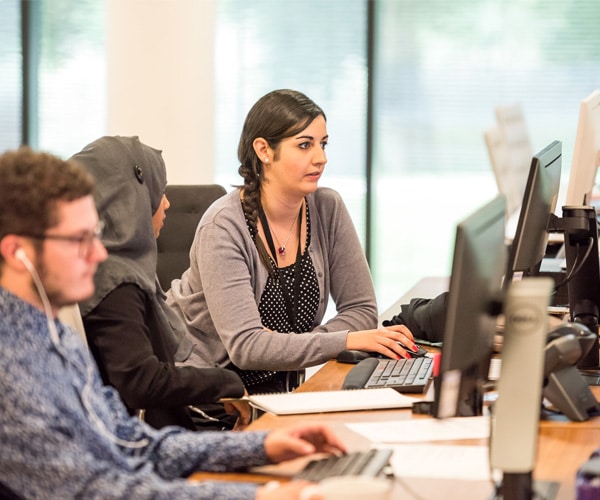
top-left (20, 221), bottom-right (105, 258)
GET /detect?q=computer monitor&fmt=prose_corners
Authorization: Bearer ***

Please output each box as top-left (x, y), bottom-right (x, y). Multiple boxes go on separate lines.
top-left (504, 140), bottom-right (562, 286)
top-left (484, 103), bottom-right (533, 221)
top-left (499, 139), bottom-right (600, 373)
top-left (434, 195), bottom-right (507, 418)
top-left (565, 89), bottom-right (600, 207)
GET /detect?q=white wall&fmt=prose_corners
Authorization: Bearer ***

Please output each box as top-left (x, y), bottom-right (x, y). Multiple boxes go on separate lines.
top-left (106, 0), bottom-right (215, 184)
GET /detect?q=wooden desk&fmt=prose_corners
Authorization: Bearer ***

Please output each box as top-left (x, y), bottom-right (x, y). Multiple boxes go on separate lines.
top-left (191, 277), bottom-right (600, 498)
top-left (191, 356), bottom-right (600, 499)
top-left (238, 360), bottom-right (600, 499)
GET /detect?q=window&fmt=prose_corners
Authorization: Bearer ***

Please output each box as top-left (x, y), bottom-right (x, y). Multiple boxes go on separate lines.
top-left (371, 0), bottom-right (600, 309)
top-left (35, 0), bottom-right (106, 157)
top-left (214, 0), bottom-right (369, 243)
top-left (0, 0), bottom-right (21, 151)
top-left (0, 1), bottom-right (105, 157)
top-left (6, 0), bottom-right (600, 311)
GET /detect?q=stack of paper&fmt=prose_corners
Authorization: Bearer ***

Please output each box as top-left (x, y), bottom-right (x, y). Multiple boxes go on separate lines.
top-left (248, 388), bottom-right (418, 415)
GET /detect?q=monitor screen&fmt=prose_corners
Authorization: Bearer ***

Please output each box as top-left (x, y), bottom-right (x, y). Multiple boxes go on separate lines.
top-left (504, 140), bottom-right (562, 285)
top-left (484, 104), bottom-right (533, 220)
top-left (434, 195), bottom-right (507, 418)
top-left (565, 89), bottom-right (600, 206)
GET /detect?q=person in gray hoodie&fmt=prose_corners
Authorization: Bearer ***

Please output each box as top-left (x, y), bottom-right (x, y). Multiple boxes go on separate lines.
top-left (73, 136), bottom-right (248, 430)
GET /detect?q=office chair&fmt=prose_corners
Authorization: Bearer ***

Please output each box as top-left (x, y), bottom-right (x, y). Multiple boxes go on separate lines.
top-left (156, 184), bottom-right (227, 291)
top-left (156, 184), bottom-right (305, 393)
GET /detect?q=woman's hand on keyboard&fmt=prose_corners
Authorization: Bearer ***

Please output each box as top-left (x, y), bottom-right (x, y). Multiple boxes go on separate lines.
top-left (346, 324), bottom-right (416, 359)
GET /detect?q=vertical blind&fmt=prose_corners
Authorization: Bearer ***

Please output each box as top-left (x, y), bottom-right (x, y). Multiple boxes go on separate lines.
top-left (0, 0), bottom-right (21, 152)
top-left (2, 0), bottom-right (599, 307)
top-left (370, 0), bottom-right (600, 307)
top-left (213, 0), bottom-right (369, 243)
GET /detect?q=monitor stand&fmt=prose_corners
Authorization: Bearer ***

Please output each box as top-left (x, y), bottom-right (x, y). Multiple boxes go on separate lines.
top-left (489, 278), bottom-right (559, 500)
top-left (433, 363), bottom-right (486, 418)
top-left (580, 369), bottom-right (600, 386)
top-left (578, 331), bottom-right (600, 386)
top-left (574, 314), bottom-right (600, 386)
top-left (560, 206), bottom-right (600, 385)
top-left (490, 472), bottom-right (559, 500)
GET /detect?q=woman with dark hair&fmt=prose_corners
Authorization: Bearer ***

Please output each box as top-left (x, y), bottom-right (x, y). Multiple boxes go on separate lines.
top-left (73, 136), bottom-right (249, 430)
top-left (167, 89), bottom-right (416, 393)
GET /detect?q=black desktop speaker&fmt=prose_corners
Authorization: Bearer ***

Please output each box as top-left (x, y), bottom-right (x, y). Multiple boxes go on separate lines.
top-left (542, 323), bottom-right (599, 422)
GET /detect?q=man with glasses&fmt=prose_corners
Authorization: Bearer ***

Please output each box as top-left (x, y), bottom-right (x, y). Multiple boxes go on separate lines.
top-left (0, 146), bottom-right (346, 499)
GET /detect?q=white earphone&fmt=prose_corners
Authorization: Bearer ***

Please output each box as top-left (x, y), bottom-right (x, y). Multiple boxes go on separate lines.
top-left (15, 248), bottom-right (33, 270)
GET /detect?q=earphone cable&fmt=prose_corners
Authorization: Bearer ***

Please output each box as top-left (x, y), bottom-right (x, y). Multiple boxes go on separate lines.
top-left (20, 253), bottom-right (148, 449)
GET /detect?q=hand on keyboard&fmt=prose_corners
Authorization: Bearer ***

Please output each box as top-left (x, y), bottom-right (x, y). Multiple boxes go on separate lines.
top-left (263, 423), bottom-right (347, 464)
top-left (336, 343), bottom-right (428, 364)
top-left (295, 449), bottom-right (394, 482)
top-left (346, 324), bottom-right (417, 360)
top-left (342, 357), bottom-right (434, 393)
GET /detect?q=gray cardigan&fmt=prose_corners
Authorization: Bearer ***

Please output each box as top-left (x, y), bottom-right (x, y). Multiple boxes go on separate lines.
top-left (166, 187), bottom-right (378, 371)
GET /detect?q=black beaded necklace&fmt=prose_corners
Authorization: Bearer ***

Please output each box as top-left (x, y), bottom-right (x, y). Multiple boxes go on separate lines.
top-left (258, 202), bottom-right (304, 331)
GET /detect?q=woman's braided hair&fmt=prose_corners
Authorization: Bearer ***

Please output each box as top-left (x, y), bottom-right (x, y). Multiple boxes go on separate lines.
top-left (237, 89), bottom-right (325, 274)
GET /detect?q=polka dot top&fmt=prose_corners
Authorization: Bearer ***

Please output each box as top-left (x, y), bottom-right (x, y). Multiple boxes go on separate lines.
top-left (259, 201), bottom-right (320, 334)
top-left (233, 202), bottom-right (320, 390)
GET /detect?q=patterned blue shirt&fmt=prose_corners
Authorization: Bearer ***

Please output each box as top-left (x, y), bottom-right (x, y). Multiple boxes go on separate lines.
top-left (0, 287), bottom-right (268, 499)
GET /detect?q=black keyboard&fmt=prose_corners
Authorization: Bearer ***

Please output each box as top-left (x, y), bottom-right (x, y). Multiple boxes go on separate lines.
top-left (295, 448), bottom-right (394, 482)
top-left (342, 356), bottom-right (433, 393)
